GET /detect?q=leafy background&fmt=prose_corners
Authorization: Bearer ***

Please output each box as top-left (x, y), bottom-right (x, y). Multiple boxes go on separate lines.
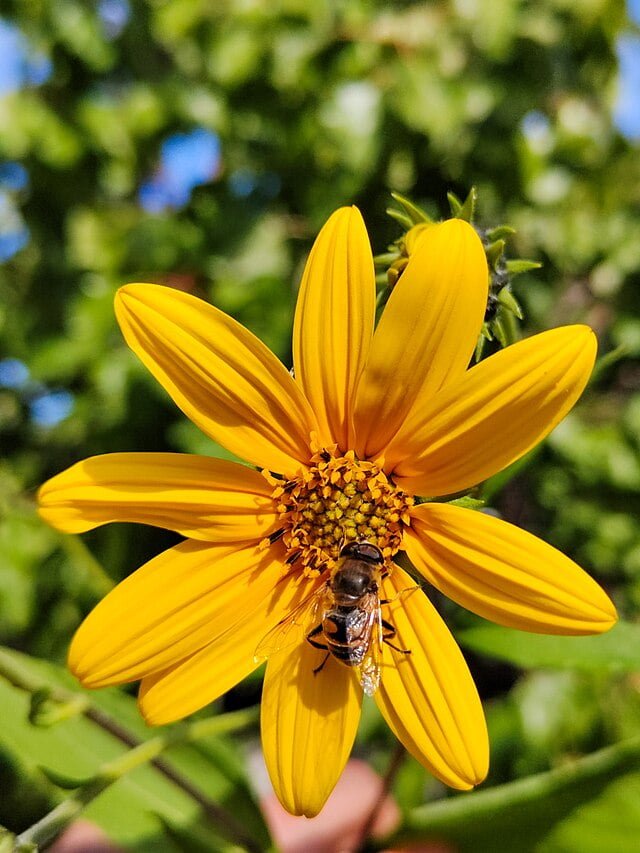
top-left (1, 0), bottom-right (640, 850)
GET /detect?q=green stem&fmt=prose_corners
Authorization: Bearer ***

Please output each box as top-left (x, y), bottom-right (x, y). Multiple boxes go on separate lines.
top-left (58, 534), bottom-right (114, 595)
top-left (15, 707), bottom-right (260, 851)
top-left (375, 736), bottom-right (640, 850)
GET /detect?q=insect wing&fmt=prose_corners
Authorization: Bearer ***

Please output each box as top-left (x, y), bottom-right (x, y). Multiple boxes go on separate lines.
top-left (254, 585), bottom-right (324, 664)
top-left (358, 601), bottom-right (383, 696)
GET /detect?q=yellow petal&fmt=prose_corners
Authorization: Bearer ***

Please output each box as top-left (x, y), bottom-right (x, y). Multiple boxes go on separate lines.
top-left (376, 566), bottom-right (488, 790)
top-left (293, 206), bottom-right (375, 450)
top-left (353, 219), bottom-right (487, 459)
top-left (38, 453), bottom-right (278, 542)
top-left (139, 571), bottom-right (316, 725)
top-left (261, 638), bottom-right (362, 816)
top-left (115, 284), bottom-right (318, 476)
top-left (389, 325), bottom-right (597, 496)
top-left (69, 541), bottom-right (287, 687)
top-left (406, 503), bottom-right (617, 634)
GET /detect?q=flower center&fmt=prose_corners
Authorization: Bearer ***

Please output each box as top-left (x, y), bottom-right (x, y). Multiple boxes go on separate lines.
top-left (271, 449), bottom-right (413, 577)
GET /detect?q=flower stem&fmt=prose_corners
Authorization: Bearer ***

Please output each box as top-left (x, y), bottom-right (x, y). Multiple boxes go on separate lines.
top-left (15, 707), bottom-right (260, 851)
top-left (58, 533), bottom-right (115, 595)
top-left (356, 741), bottom-right (406, 851)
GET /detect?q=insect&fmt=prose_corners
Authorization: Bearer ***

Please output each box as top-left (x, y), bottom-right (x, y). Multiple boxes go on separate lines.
top-left (255, 541), bottom-right (411, 695)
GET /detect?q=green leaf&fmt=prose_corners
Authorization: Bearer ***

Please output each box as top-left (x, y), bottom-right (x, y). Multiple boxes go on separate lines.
top-left (0, 648), bottom-right (270, 851)
top-left (380, 737), bottom-right (640, 853)
top-left (458, 620), bottom-right (640, 673)
top-left (38, 765), bottom-right (91, 790)
top-left (540, 771), bottom-right (640, 852)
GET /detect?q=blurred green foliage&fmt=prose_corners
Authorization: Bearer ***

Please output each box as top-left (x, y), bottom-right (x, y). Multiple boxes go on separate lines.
top-left (2, 0), bottom-right (640, 849)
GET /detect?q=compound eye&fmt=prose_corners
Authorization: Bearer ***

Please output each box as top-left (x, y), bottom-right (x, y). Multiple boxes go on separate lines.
top-left (355, 542), bottom-right (384, 564)
top-left (339, 542), bottom-right (361, 560)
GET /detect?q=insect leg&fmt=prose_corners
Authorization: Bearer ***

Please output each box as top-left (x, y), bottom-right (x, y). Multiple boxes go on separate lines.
top-left (381, 618), bottom-right (411, 655)
top-left (306, 623), bottom-right (328, 651)
top-left (313, 652), bottom-right (330, 675)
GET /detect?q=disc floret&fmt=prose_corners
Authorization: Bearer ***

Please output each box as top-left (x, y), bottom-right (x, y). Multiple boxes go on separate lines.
top-left (271, 449), bottom-right (413, 576)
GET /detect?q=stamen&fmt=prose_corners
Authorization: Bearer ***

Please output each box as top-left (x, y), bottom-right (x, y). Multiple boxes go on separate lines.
top-left (272, 449), bottom-right (413, 577)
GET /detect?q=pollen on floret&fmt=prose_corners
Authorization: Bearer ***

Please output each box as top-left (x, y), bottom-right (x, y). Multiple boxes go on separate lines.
top-left (273, 450), bottom-right (413, 577)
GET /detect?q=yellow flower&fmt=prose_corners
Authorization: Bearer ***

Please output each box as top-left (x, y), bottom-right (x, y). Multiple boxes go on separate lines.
top-left (38, 207), bottom-right (616, 817)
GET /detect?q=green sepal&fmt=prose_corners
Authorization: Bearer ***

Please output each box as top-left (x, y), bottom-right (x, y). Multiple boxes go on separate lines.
top-left (505, 258), bottom-right (542, 275)
top-left (485, 239), bottom-right (506, 270)
top-left (373, 251), bottom-right (398, 266)
top-left (448, 187), bottom-right (476, 222)
top-left (486, 224), bottom-right (516, 241)
top-left (385, 207), bottom-right (414, 229)
top-left (377, 188), bottom-right (536, 363)
top-left (497, 287), bottom-right (523, 319)
top-left (390, 191), bottom-right (432, 224)
top-left (447, 496), bottom-right (485, 510)
top-left (493, 315), bottom-right (509, 346)
top-left (457, 186), bottom-right (477, 222)
top-left (38, 764), bottom-right (94, 790)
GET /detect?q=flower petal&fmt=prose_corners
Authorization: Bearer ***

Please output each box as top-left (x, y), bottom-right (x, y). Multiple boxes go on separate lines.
top-left (115, 284), bottom-right (318, 476)
top-left (139, 571), bottom-right (315, 725)
top-left (376, 566), bottom-right (488, 790)
top-left (69, 541), bottom-right (287, 688)
top-left (388, 325), bottom-right (597, 495)
top-left (293, 206), bottom-right (375, 450)
top-left (353, 219), bottom-right (487, 458)
top-left (406, 503), bottom-right (617, 634)
top-left (38, 453), bottom-right (278, 542)
top-left (261, 638), bottom-right (362, 817)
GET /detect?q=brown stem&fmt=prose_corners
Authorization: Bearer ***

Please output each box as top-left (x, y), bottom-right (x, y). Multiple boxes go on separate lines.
top-left (84, 707), bottom-right (262, 853)
top-left (356, 741), bottom-right (406, 852)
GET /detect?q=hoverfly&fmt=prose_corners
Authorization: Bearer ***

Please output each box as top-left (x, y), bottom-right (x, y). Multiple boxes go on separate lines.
top-left (255, 541), bottom-right (411, 695)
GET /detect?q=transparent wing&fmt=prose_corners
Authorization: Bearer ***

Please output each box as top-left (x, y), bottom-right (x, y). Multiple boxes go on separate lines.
top-left (254, 584), bottom-right (325, 664)
top-left (358, 604), bottom-right (383, 696)
top-left (358, 584), bottom-right (418, 694)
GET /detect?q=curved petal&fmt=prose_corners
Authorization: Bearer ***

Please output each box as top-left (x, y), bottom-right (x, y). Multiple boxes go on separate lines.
top-left (139, 571), bottom-right (317, 725)
top-left (38, 453), bottom-right (278, 542)
top-left (261, 637), bottom-right (362, 817)
top-left (115, 284), bottom-right (318, 476)
top-left (353, 219), bottom-right (487, 459)
top-left (69, 541), bottom-right (287, 688)
top-left (293, 206), bottom-right (375, 450)
top-left (389, 325), bottom-right (597, 496)
top-left (376, 566), bottom-right (488, 790)
top-left (406, 503), bottom-right (617, 634)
